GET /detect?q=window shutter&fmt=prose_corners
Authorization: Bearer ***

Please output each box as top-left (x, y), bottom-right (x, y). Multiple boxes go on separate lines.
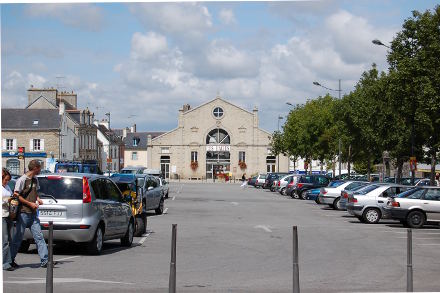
top-left (2, 139), bottom-right (6, 150)
top-left (40, 139), bottom-right (45, 151)
top-left (12, 139), bottom-right (17, 150)
top-left (29, 139), bottom-right (34, 151)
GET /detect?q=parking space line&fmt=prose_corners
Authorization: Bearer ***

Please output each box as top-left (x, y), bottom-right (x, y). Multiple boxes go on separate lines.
top-left (416, 243), bottom-right (440, 246)
top-left (163, 207), bottom-right (168, 214)
top-left (4, 277), bottom-right (134, 285)
top-left (172, 196), bottom-right (176, 200)
top-left (55, 255), bottom-right (81, 262)
top-left (254, 225), bottom-right (272, 233)
top-left (138, 233), bottom-right (150, 245)
top-left (395, 237), bottom-right (440, 240)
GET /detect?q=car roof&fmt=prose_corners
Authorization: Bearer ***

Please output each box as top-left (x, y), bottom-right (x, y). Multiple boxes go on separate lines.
top-left (37, 173), bottom-right (102, 179)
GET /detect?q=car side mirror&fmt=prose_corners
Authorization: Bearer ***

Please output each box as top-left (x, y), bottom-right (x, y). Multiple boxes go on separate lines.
top-left (148, 186), bottom-right (153, 191)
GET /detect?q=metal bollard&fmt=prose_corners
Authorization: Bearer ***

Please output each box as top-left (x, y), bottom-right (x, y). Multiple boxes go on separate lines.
top-left (293, 226), bottom-right (300, 293)
top-left (46, 221), bottom-right (54, 293)
top-left (407, 228), bottom-right (413, 292)
top-left (169, 224), bottom-right (177, 293)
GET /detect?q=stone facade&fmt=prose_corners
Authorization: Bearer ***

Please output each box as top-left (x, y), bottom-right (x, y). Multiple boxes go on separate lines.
top-left (147, 97), bottom-right (289, 179)
top-left (2, 130), bottom-right (59, 174)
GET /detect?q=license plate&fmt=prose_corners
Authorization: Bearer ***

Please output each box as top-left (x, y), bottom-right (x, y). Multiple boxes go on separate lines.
top-left (39, 210), bottom-right (63, 217)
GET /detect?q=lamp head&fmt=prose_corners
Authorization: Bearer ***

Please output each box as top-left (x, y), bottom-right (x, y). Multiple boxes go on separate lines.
top-left (313, 81), bottom-right (321, 86)
top-left (372, 39), bottom-right (384, 46)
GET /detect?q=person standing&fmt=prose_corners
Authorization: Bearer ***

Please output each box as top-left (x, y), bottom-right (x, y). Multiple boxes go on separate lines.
top-left (241, 173), bottom-right (247, 188)
top-left (10, 160), bottom-right (48, 268)
top-left (2, 168), bottom-right (14, 271)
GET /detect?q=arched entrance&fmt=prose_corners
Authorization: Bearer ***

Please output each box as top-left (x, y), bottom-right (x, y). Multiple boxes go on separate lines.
top-left (205, 128), bottom-right (230, 180)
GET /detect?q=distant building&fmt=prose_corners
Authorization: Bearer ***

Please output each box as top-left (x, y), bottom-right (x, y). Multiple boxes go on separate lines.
top-left (95, 119), bottom-right (124, 172)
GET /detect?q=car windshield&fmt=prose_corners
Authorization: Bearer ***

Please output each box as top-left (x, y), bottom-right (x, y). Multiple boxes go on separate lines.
top-left (38, 177), bottom-right (83, 200)
top-left (405, 188), bottom-right (426, 199)
top-left (329, 181), bottom-right (344, 188)
top-left (345, 182), bottom-right (368, 191)
top-left (354, 185), bottom-right (379, 195)
top-left (57, 165), bottom-right (80, 173)
top-left (121, 169), bottom-right (136, 174)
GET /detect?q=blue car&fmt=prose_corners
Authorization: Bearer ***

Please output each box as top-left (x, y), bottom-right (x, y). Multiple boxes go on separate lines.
top-left (306, 180), bottom-right (346, 202)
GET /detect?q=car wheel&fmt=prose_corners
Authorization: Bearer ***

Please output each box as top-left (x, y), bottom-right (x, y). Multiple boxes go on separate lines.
top-left (300, 191), bottom-right (307, 200)
top-left (362, 208), bottom-right (381, 224)
top-left (280, 187), bottom-right (285, 195)
top-left (87, 225), bottom-right (104, 255)
top-left (121, 220), bottom-right (134, 247)
top-left (155, 198), bottom-right (164, 215)
top-left (134, 214), bottom-right (147, 237)
top-left (407, 210), bottom-right (425, 228)
top-left (333, 197), bottom-right (341, 210)
top-left (291, 191), bottom-right (299, 199)
top-left (18, 240), bottom-right (31, 253)
top-left (165, 191), bottom-right (169, 199)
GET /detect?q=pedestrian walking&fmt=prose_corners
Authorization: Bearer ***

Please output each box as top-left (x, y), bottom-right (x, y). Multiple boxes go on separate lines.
top-left (10, 160), bottom-right (49, 268)
top-left (241, 173), bottom-right (247, 188)
top-left (2, 168), bottom-right (14, 271)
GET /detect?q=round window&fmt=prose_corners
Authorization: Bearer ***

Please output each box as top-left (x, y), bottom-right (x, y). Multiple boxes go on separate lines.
top-left (213, 107), bottom-right (224, 118)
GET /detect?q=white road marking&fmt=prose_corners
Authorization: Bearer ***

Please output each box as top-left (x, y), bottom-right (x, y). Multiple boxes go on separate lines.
top-left (416, 243), bottom-right (440, 246)
top-left (4, 277), bottom-right (134, 285)
top-left (55, 255), bottom-right (81, 262)
top-left (230, 202), bottom-right (239, 206)
top-left (177, 184), bottom-right (185, 194)
top-left (163, 207), bottom-right (168, 214)
top-left (138, 233), bottom-right (150, 244)
top-left (172, 196), bottom-right (176, 201)
top-left (395, 237), bottom-right (440, 240)
top-left (254, 225), bottom-right (272, 233)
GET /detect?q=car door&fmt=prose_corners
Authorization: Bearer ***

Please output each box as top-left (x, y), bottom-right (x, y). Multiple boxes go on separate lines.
top-left (377, 187), bottom-right (395, 210)
top-left (104, 178), bottom-right (126, 234)
top-left (144, 176), bottom-right (155, 210)
top-left (422, 189), bottom-right (440, 222)
top-left (93, 178), bottom-right (117, 236)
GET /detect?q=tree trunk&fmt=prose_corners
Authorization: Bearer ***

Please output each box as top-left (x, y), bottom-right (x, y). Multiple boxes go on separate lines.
top-left (332, 157), bottom-right (336, 179)
top-left (347, 144), bottom-right (352, 179)
top-left (367, 154), bottom-right (371, 182)
top-left (396, 158), bottom-right (404, 184)
top-left (430, 150), bottom-right (437, 186)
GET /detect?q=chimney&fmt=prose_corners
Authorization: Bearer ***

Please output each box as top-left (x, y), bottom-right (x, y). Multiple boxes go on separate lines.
top-left (99, 119), bottom-right (109, 130)
top-left (123, 127), bottom-right (128, 138)
top-left (182, 104), bottom-right (191, 112)
top-left (59, 101), bottom-right (65, 115)
top-left (130, 124), bottom-right (136, 133)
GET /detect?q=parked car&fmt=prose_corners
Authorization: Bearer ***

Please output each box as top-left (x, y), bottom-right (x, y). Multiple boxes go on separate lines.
top-left (55, 160), bottom-right (102, 174)
top-left (346, 184), bottom-right (412, 224)
top-left (22, 173), bottom-right (134, 255)
top-left (158, 177), bottom-right (170, 199)
top-left (389, 186), bottom-right (440, 228)
top-left (318, 181), bottom-right (368, 210)
top-left (254, 174), bottom-right (267, 188)
top-left (305, 180), bottom-right (345, 202)
top-left (248, 176), bottom-right (257, 187)
top-left (276, 175), bottom-right (298, 195)
top-left (265, 172), bottom-right (290, 190)
top-left (136, 174), bottom-right (165, 214)
top-left (339, 182), bottom-right (371, 210)
top-left (286, 175), bottom-right (331, 199)
top-left (121, 166), bottom-right (147, 174)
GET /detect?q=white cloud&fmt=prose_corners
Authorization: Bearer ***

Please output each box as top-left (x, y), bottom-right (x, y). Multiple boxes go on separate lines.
top-left (24, 4), bottom-right (104, 31)
top-left (219, 9), bottom-right (236, 25)
top-left (130, 32), bottom-right (168, 61)
top-left (129, 3), bottom-right (212, 43)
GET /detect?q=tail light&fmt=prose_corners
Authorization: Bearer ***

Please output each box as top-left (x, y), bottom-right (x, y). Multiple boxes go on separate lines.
top-left (83, 177), bottom-right (91, 203)
top-left (322, 189), bottom-right (327, 194)
top-left (47, 175), bottom-right (62, 180)
top-left (287, 182), bottom-right (294, 188)
top-left (297, 183), bottom-right (304, 189)
top-left (278, 181), bottom-right (281, 186)
top-left (391, 201), bottom-right (400, 207)
top-left (342, 191), bottom-right (348, 198)
top-left (350, 197), bottom-right (358, 203)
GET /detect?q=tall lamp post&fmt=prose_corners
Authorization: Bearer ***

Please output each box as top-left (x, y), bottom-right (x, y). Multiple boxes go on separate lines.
top-left (372, 38), bottom-right (415, 185)
top-left (277, 115), bottom-right (283, 172)
top-left (313, 80), bottom-right (342, 178)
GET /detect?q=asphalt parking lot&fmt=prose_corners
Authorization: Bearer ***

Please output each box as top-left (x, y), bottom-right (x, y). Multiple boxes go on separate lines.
top-left (3, 182), bottom-right (440, 292)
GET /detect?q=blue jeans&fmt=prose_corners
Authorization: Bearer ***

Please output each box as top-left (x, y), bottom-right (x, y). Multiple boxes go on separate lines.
top-left (2, 217), bottom-right (12, 269)
top-left (11, 212), bottom-right (48, 266)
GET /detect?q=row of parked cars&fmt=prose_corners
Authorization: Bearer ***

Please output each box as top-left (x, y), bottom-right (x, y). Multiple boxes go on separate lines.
top-left (13, 168), bottom-right (170, 255)
top-left (250, 172), bottom-right (440, 229)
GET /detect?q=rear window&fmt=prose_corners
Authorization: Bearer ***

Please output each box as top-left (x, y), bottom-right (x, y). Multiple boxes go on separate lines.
top-left (345, 182), bottom-right (367, 191)
top-left (38, 177), bottom-right (83, 200)
top-left (329, 181), bottom-right (344, 188)
top-left (121, 169), bottom-right (136, 174)
top-left (56, 165), bottom-right (80, 173)
top-left (355, 185), bottom-right (379, 195)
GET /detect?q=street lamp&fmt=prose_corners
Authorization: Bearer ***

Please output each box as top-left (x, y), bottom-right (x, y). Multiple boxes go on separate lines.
top-left (277, 115), bottom-right (283, 172)
top-left (313, 80), bottom-right (342, 178)
top-left (372, 38), bottom-right (415, 185)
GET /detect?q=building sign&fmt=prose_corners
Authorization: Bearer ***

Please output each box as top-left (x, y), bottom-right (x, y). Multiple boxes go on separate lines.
top-left (206, 145), bottom-right (230, 152)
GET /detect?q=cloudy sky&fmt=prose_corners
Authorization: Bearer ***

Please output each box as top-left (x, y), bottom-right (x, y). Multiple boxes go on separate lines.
top-left (1, 1), bottom-right (438, 132)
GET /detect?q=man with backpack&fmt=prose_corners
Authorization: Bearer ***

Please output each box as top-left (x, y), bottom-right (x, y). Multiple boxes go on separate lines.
top-left (10, 160), bottom-right (49, 268)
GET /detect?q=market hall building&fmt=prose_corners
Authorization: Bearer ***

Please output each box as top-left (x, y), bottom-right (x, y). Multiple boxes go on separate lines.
top-left (145, 96), bottom-right (289, 180)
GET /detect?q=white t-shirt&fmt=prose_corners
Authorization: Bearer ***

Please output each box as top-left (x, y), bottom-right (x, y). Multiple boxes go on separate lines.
top-left (2, 184), bottom-right (12, 218)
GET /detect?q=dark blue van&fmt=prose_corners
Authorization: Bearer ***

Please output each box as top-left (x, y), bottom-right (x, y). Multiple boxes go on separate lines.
top-left (55, 161), bottom-right (102, 174)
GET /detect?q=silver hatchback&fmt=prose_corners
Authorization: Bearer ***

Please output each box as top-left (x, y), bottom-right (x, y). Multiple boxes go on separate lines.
top-left (23, 173), bottom-right (134, 254)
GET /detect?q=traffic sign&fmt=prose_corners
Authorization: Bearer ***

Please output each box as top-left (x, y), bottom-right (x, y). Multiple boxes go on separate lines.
top-left (18, 146), bottom-right (25, 159)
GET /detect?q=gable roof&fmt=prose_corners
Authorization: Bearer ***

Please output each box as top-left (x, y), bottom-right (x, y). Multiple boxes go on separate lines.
top-left (26, 95), bottom-right (58, 109)
top-left (182, 96), bottom-right (254, 116)
top-left (123, 132), bottom-right (165, 149)
top-left (96, 124), bottom-right (123, 144)
top-left (1, 109), bottom-right (61, 130)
